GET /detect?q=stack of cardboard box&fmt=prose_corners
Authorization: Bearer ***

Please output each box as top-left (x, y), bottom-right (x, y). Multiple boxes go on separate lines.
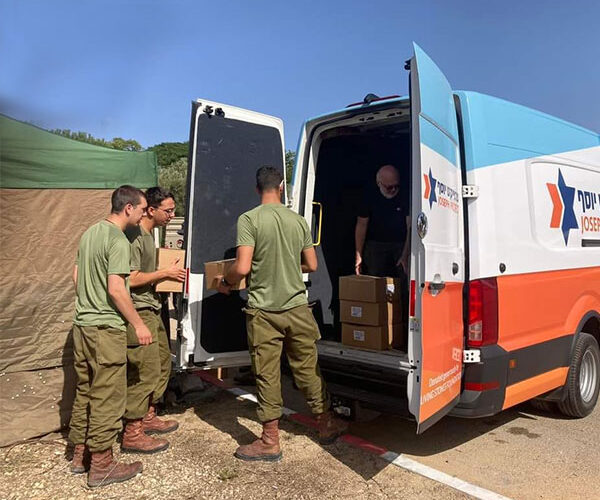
top-left (339, 275), bottom-right (403, 351)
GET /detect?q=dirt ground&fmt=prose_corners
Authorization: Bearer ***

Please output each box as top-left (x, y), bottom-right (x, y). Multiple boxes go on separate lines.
top-left (0, 386), bottom-right (468, 500)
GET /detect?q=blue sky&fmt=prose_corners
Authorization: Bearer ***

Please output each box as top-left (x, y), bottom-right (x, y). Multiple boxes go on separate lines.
top-left (1, 1), bottom-right (599, 150)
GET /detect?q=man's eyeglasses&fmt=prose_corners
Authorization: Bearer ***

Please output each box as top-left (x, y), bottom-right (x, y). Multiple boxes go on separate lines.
top-left (153, 207), bottom-right (176, 215)
top-left (378, 182), bottom-right (399, 191)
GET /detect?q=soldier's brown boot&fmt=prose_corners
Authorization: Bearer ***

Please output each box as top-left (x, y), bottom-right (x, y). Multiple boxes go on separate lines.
top-left (121, 419), bottom-right (170, 454)
top-left (70, 443), bottom-right (90, 474)
top-left (316, 411), bottom-right (349, 445)
top-left (87, 448), bottom-right (142, 488)
top-left (234, 419), bottom-right (282, 462)
top-left (142, 404), bottom-right (179, 435)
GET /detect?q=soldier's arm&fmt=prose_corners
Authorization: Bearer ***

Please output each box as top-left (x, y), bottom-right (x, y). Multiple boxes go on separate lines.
top-left (107, 274), bottom-right (152, 345)
top-left (301, 247), bottom-right (318, 273)
top-left (129, 263), bottom-right (185, 288)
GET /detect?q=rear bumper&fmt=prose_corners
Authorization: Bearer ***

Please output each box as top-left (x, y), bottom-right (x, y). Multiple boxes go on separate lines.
top-left (452, 344), bottom-right (508, 418)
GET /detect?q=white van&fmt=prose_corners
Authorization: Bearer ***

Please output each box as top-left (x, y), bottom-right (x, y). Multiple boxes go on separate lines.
top-left (176, 44), bottom-right (600, 432)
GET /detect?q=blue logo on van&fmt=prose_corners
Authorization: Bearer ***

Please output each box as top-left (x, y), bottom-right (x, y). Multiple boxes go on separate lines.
top-left (547, 170), bottom-right (578, 244)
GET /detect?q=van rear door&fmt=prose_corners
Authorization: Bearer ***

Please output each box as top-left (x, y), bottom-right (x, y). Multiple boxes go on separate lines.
top-left (178, 99), bottom-right (285, 369)
top-left (407, 44), bottom-right (465, 432)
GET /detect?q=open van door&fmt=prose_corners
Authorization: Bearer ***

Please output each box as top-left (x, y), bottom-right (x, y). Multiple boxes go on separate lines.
top-left (407, 44), bottom-right (465, 432)
top-left (177, 99), bottom-right (285, 370)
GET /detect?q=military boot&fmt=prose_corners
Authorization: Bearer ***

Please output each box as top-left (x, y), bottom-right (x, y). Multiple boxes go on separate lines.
top-left (142, 404), bottom-right (179, 435)
top-left (316, 411), bottom-right (349, 445)
top-left (234, 419), bottom-right (282, 462)
top-left (122, 419), bottom-right (169, 454)
top-left (87, 448), bottom-right (142, 488)
top-left (70, 443), bottom-right (90, 474)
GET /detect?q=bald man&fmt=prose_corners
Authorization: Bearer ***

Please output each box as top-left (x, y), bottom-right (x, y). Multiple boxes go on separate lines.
top-left (355, 165), bottom-right (410, 277)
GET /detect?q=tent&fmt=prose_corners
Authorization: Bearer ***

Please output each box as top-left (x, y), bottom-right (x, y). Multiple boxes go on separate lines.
top-left (0, 114), bottom-right (158, 446)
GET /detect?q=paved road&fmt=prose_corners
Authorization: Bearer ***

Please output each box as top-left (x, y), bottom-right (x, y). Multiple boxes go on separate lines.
top-left (277, 375), bottom-right (600, 500)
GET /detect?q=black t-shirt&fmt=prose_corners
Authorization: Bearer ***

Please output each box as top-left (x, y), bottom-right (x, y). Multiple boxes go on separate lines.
top-left (359, 187), bottom-right (408, 244)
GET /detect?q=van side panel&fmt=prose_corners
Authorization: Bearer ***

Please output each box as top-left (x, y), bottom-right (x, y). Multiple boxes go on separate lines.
top-left (456, 92), bottom-right (600, 413)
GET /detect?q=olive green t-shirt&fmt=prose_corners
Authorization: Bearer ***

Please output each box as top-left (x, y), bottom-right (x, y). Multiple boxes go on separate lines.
top-left (74, 220), bottom-right (131, 330)
top-left (237, 203), bottom-right (313, 311)
top-left (125, 225), bottom-right (161, 310)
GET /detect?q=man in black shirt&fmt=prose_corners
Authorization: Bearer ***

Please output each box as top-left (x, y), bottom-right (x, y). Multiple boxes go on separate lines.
top-left (355, 165), bottom-right (410, 277)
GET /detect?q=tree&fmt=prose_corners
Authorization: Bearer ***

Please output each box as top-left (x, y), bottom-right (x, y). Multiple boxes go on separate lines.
top-left (148, 142), bottom-right (189, 167)
top-left (158, 157), bottom-right (187, 216)
top-left (110, 137), bottom-right (143, 152)
top-left (49, 129), bottom-right (142, 151)
top-left (285, 150), bottom-right (296, 196)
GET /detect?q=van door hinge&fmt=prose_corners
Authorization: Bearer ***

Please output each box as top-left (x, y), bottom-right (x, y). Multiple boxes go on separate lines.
top-left (462, 185), bottom-right (479, 199)
top-left (463, 349), bottom-right (481, 363)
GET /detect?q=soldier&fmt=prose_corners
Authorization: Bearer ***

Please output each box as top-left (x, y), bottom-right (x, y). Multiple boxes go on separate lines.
top-left (216, 166), bottom-right (348, 462)
top-left (68, 185), bottom-right (150, 487)
top-left (121, 187), bottom-right (184, 453)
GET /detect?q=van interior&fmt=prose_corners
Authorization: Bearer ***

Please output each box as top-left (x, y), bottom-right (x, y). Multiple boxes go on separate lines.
top-left (301, 105), bottom-right (412, 357)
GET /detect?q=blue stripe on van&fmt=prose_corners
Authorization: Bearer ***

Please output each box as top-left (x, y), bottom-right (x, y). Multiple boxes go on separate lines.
top-left (455, 91), bottom-right (600, 171)
top-left (420, 116), bottom-right (457, 166)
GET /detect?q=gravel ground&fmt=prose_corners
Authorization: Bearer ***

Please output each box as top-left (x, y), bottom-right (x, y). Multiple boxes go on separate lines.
top-left (0, 388), bottom-right (468, 500)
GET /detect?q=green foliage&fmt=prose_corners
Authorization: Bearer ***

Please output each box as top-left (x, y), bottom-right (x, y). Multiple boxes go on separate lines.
top-left (285, 150), bottom-right (296, 196)
top-left (49, 129), bottom-right (142, 151)
top-left (148, 142), bottom-right (189, 167)
top-left (158, 157), bottom-right (187, 216)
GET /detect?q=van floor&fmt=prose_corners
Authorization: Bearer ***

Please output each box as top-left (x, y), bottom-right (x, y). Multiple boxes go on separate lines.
top-left (317, 340), bottom-right (411, 373)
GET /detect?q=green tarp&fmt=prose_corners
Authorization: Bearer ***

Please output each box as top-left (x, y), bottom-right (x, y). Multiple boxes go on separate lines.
top-left (0, 114), bottom-right (158, 189)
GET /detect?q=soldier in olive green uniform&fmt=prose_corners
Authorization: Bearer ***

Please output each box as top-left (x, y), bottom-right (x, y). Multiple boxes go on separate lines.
top-left (68, 185), bottom-right (151, 488)
top-left (121, 187), bottom-right (184, 454)
top-left (216, 167), bottom-right (348, 462)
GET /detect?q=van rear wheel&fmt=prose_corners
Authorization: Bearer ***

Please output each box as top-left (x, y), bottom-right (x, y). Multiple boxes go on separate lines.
top-left (557, 333), bottom-right (600, 418)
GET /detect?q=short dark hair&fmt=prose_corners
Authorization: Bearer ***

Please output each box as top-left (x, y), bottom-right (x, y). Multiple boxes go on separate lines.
top-left (145, 186), bottom-right (175, 208)
top-left (256, 166), bottom-right (283, 193)
top-left (111, 185), bottom-right (146, 214)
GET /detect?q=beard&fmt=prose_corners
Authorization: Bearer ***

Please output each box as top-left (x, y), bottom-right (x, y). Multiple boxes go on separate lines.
top-left (379, 187), bottom-right (398, 199)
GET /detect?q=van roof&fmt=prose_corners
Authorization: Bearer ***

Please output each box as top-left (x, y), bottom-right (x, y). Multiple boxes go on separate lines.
top-left (456, 91), bottom-right (600, 171)
top-left (306, 92), bottom-right (599, 172)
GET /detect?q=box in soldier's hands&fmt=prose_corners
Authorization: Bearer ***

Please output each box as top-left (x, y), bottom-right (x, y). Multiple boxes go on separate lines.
top-left (204, 258), bottom-right (247, 290)
top-left (155, 248), bottom-right (186, 293)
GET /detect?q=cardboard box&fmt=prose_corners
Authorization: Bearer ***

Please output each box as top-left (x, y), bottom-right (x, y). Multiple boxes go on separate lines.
top-left (204, 258), bottom-right (247, 290)
top-left (155, 248), bottom-right (186, 293)
top-left (339, 275), bottom-right (401, 303)
top-left (340, 300), bottom-right (400, 326)
top-left (341, 323), bottom-right (402, 351)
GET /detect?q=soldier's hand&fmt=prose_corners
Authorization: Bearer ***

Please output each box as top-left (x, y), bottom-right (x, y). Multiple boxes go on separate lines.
top-left (215, 274), bottom-right (231, 295)
top-left (135, 324), bottom-right (153, 346)
top-left (165, 258), bottom-right (186, 282)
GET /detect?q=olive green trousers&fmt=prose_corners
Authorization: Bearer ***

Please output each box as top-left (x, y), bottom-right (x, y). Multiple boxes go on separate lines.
top-left (68, 324), bottom-right (127, 452)
top-left (245, 304), bottom-right (330, 422)
top-left (124, 308), bottom-right (171, 419)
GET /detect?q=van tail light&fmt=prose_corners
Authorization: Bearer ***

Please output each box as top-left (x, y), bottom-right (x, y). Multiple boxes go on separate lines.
top-left (185, 268), bottom-right (190, 296)
top-left (468, 278), bottom-right (498, 347)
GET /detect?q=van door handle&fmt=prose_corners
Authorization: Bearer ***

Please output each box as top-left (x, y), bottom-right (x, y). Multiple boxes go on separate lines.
top-left (428, 281), bottom-right (445, 292)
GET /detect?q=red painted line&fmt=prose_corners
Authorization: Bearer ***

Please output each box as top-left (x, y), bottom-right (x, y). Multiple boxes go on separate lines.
top-left (288, 412), bottom-right (318, 429)
top-left (340, 434), bottom-right (389, 456)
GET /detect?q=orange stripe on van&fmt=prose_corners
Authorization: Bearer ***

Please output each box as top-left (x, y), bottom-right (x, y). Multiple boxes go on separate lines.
top-left (423, 173), bottom-right (431, 199)
top-left (496, 267), bottom-right (600, 352)
top-left (546, 183), bottom-right (563, 228)
top-left (502, 367), bottom-right (568, 410)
